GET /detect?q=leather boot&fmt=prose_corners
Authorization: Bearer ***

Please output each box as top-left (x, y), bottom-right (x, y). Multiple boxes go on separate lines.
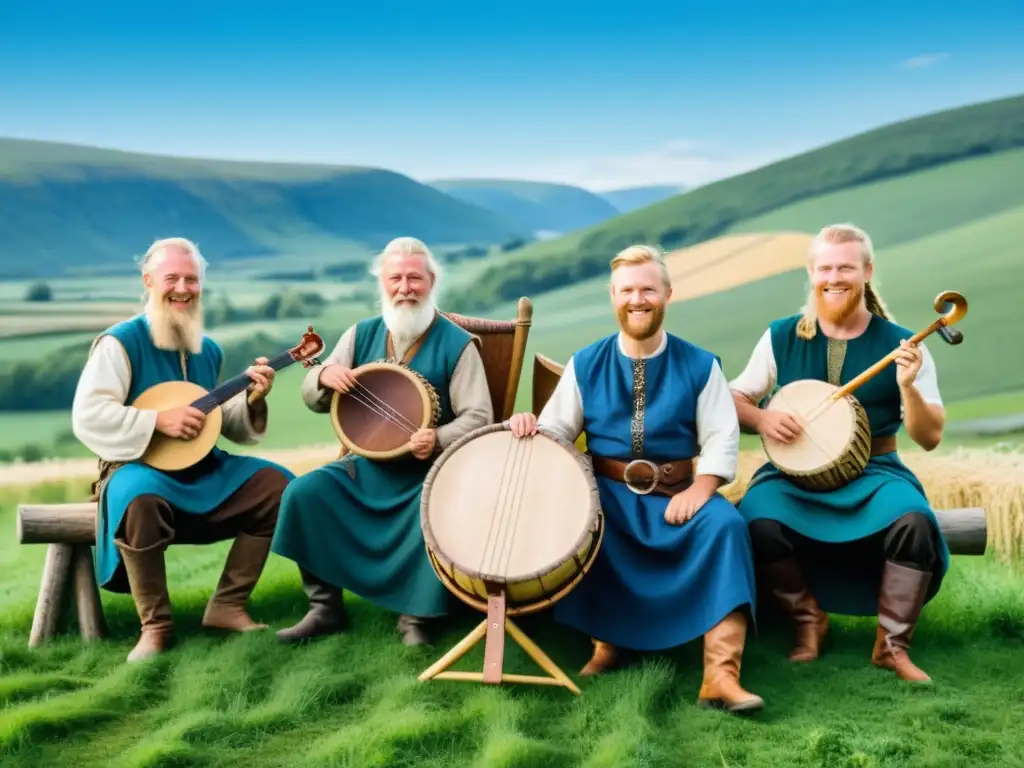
top-left (276, 567), bottom-right (347, 643)
top-left (871, 561), bottom-right (932, 683)
top-left (397, 614), bottom-right (430, 646)
top-left (760, 557), bottom-right (829, 661)
top-left (117, 541), bottom-right (175, 663)
top-left (202, 533), bottom-right (273, 631)
top-left (580, 639), bottom-right (619, 676)
top-left (697, 611), bottom-right (764, 712)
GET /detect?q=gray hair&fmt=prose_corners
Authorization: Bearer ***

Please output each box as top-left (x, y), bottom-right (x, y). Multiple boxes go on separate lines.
top-left (138, 237), bottom-right (208, 279)
top-left (370, 236), bottom-right (443, 294)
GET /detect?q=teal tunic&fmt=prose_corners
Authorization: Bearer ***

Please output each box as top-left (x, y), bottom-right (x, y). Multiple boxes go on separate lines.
top-left (553, 333), bottom-right (758, 651)
top-left (737, 314), bottom-right (950, 616)
top-left (270, 314), bottom-right (475, 617)
top-left (94, 315), bottom-right (295, 593)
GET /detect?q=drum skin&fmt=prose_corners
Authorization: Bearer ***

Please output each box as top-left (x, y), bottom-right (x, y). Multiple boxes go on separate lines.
top-left (761, 379), bottom-right (872, 492)
top-left (330, 362), bottom-right (439, 459)
top-left (421, 423), bottom-right (603, 616)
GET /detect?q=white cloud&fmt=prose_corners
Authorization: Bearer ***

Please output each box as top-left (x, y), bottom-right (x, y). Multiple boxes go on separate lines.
top-left (902, 53), bottom-right (949, 69)
top-left (479, 139), bottom-right (796, 192)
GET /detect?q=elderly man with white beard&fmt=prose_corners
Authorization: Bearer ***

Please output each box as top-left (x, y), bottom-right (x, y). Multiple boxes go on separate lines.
top-left (71, 237), bottom-right (295, 663)
top-left (271, 237), bottom-right (493, 646)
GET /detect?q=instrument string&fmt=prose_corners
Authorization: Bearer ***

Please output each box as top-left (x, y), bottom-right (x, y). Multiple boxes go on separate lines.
top-left (494, 436), bottom-right (531, 576)
top-left (347, 379), bottom-right (422, 433)
top-left (478, 433), bottom-right (531, 576)
top-left (774, 388), bottom-right (833, 462)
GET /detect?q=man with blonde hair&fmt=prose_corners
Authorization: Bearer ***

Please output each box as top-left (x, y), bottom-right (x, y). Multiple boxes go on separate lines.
top-left (729, 223), bottom-right (948, 683)
top-left (272, 236), bottom-right (494, 646)
top-left (507, 244), bottom-right (764, 713)
top-left (72, 237), bottom-right (294, 663)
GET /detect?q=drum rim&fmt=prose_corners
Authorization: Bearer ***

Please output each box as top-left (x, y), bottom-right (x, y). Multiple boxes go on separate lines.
top-left (762, 380), bottom-right (872, 478)
top-left (420, 420), bottom-right (602, 584)
top-left (329, 361), bottom-right (438, 460)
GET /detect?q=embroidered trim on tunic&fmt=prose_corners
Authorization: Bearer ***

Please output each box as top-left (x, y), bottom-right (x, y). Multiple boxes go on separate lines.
top-left (826, 338), bottom-right (847, 387)
top-left (631, 359), bottom-right (646, 455)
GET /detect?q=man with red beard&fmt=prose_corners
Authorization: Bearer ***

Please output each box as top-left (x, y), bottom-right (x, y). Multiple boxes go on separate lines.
top-left (271, 237), bottom-right (493, 647)
top-left (729, 223), bottom-right (947, 684)
top-left (71, 237), bottom-right (294, 663)
top-left (507, 245), bottom-right (764, 713)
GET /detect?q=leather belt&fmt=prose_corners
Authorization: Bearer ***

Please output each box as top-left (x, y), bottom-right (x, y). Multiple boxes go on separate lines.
top-left (871, 436), bottom-right (897, 456)
top-left (590, 455), bottom-right (694, 496)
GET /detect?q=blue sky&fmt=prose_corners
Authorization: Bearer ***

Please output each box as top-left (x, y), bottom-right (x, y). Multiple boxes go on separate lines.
top-left (1, 1), bottom-right (1022, 191)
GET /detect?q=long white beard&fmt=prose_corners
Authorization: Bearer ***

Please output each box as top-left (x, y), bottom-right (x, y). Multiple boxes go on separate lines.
top-left (145, 292), bottom-right (204, 354)
top-left (381, 291), bottom-right (436, 348)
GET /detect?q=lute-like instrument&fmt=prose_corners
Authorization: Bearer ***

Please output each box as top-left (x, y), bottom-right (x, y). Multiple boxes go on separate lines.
top-left (760, 291), bottom-right (967, 492)
top-left (133, 325), bottom-right (324, 471)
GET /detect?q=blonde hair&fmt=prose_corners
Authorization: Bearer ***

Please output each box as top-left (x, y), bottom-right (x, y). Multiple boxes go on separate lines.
top-left (796, 223), bottom-right (893, 339)
top-left (138, 237), bottom-right (208, 279)
top-left (610, 244), bottom-right (671, 290)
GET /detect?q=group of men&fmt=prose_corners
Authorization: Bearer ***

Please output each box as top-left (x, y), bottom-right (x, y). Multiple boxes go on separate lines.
top-left (71, 224), bottom-right (950, 713)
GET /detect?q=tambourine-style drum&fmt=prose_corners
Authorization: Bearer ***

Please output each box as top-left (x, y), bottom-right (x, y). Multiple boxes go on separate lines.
top-left (421, 422), bottom-right (603, 615)
top-left (330, 362), bottom-right (441, 460)
top-left (761, 379), bottom-right (872, 492)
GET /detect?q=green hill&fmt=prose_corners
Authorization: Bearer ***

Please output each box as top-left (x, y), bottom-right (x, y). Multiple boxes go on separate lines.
top-left (598, 184), bottom-right (687, 213)
top-left (453, 93), bottom-right (1024, 312)
top-left (427, 178), bottom-right (620, 234)
top-left (0, 139), bottom-right (527, 278)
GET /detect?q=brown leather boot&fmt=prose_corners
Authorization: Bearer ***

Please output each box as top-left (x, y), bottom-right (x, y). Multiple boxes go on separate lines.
top-left (202, 533), bottom-right (272, 632)
top-left (580, 639), bottom-right (619, 676)
top-left (760, 557), bottom-right (829, 661)
top-left (118, 542), bottom-right (175, 663)
top-left (276, 567), bottom-right (347, 643)
top-left (871, 561), bottom-right (932, 683)
top-left (697, 611), bottom-right (764, 712)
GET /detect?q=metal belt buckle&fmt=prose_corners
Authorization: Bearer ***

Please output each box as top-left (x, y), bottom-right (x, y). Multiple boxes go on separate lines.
top-left (623, 459), bottom-right (660, 495)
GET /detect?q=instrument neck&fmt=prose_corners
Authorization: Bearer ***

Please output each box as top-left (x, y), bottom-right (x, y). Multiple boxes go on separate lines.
top-left (830, 318), bottom-right (945, 402)
top-left (191, 349), bottom-right (296, 414)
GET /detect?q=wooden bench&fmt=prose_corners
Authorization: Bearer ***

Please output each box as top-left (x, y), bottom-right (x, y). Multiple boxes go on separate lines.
top-left (17, 499), bottom-right (990, 648)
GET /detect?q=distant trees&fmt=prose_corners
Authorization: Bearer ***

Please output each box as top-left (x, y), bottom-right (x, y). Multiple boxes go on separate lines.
top-left (24, 281), bottom-right (52, 301)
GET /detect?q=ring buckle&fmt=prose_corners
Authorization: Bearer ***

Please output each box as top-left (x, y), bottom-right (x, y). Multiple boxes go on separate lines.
top-left (623, 459), bottom-right (660, 495)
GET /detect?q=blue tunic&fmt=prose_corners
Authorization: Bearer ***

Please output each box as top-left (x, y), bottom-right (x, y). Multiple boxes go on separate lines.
top-left (737, 314), bottom-right (950, 616)
top-left (552, 333), bottom-right (757, 652)
top-left (94, 315), bottom-right (294, 592)
top-left (270, 314), bottom-right (475, 617)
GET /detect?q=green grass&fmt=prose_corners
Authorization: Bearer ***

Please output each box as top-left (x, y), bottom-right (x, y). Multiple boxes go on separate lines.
top-left (451, 93), bottom-right (1024, 311)
top-left (1, 480), bottom-right (1023, 767)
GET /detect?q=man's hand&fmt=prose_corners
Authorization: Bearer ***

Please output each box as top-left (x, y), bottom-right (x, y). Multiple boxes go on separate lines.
top-left (245, 356), bottom-right (276, 402)
top-left (664, 484), bottom-right (714, 526)
top-left (155, 405), bottom-right (206, 440)
top-left (508, 412), bottom-right (538, 438)
top-left (319, 364), bottom-right (358, 393)
top-left (757, 410), bottom-right (802, 444)
top-left (894, 339), bottom-right (923, 389)
top-left (410, 428), bottom-right (437, 459)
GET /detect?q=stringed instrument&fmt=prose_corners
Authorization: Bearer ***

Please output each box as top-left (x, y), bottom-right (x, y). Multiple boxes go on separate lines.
top-left (133, 325), bottom-right (324, 472)
top-left (761, 291), bottom-right (967, 491)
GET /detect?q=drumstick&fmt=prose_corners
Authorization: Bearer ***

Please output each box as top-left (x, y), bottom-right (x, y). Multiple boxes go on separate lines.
top-left (805, 290), bottom-right (967, 422)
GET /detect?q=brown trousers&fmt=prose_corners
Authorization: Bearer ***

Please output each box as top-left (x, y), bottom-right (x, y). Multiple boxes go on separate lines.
top-left (107, 467), bottom-right (289, 593)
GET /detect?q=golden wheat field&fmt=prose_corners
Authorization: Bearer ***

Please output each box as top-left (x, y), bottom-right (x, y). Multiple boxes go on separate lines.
top-left (664, 232), bottom-right (814, 302)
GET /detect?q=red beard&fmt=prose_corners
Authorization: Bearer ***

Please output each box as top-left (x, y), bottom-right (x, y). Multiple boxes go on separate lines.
top-left (814, 284), bottom-right (863, 325)
top-left (616, 303), bottom-right (664, 340)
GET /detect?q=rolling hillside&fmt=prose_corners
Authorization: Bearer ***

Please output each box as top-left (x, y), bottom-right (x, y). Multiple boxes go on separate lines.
top-left (427, 178), bottom-right (620, 235)
top-left (453, 93), bottom-right (1024, 312)
top-left (0, 139), bottom-right (528, 278)
top-left (598, 184), bottom-right (687, 213)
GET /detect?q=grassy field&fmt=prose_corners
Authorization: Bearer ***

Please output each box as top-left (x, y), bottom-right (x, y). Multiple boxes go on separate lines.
top-left (1, 447), bottom-right (1023, 767)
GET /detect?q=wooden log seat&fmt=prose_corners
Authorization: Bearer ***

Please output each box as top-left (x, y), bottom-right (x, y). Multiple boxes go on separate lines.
top-left (16, 501), bottom-right (107, 648)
